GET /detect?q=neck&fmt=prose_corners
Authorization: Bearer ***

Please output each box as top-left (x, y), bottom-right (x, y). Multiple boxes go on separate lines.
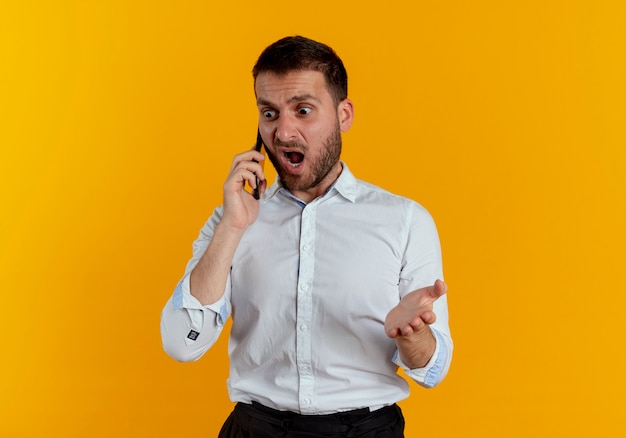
top-left (291, 161), bottom-right (343, 204)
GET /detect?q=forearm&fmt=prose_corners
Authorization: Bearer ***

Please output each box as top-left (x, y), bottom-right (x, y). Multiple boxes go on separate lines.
top-left (190, 221), bottom-right (245, 305)
top-left (394, 326), bottom-right (437, 369)
top-left (396, 325), bottom-right (453, 388)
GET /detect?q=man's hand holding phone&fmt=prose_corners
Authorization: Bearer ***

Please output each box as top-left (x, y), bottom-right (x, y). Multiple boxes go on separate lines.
top-left (188, 136), bottom-right (266, 306)
top-left (220, 136), bottom-right (266, 231)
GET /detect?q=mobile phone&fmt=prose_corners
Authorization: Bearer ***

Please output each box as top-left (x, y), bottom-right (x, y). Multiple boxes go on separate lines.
top-left (253, 129), bottom-right (263, 200)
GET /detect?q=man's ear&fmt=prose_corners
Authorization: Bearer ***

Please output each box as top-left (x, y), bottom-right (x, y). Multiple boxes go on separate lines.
top-left (337, 99), bottom-right (354, 132)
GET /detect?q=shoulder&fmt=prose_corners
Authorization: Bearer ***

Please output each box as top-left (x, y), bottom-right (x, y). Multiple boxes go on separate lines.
top-left (355, 178), bottom-right (430, 216)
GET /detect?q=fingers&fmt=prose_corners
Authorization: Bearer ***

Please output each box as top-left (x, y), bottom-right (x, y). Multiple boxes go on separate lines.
top-left (421, 279), bottom-right (447, 300)
top-left (231, 150), bottom-right (266, 176)
top-left (390, 320), bottom-right (434, 338)
top-left (384, 280), bottom-right (447, 340)
top-left (227, 150), bottom-right (266, 194)
top-left (237, 168), bottom-right (260, 192)
top-left (385, 300), bottom-right (438, 339)
top-left (400, 324), bottom-right (417, 336)
top-left (414, 279), bottom-right (448, 302)
top-left (387, 321), bottom-right (426, 338)
top-left (254, 178), bottom-right (268, 199)
top-left (434, 279), bottom-right (448, 297)
top-left (386, 327), bottom-right (400, 338)
top-left (419, 310), bottom-right (437, 325)
top-left (385, 314), bottom-right (433, 338)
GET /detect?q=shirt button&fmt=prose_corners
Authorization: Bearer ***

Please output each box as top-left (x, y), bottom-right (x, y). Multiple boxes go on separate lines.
top-left (302, 398), bottom-right (311, 405)
top-left (302, 244), bottom-right (311, 251)
top-left (299, 324), bottom-right (308, 331)
top-left (300, 283), bottom-right (310, 291)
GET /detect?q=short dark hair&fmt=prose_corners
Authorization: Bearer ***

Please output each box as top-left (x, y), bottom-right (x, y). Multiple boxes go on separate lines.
top-left (252, 36), bottom-right (348, 105)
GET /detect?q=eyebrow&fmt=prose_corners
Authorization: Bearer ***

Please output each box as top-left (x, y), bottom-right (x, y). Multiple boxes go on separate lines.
top-left (257, 94), bottom-right (321, 107)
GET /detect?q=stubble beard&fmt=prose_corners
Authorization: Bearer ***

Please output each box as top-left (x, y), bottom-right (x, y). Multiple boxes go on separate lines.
top-left (266, 123), bottom-right (342, 195)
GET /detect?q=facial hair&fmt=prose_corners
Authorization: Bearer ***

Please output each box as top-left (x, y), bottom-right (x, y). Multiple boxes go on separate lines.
top-left (266, 122), bottom-right (342, 194)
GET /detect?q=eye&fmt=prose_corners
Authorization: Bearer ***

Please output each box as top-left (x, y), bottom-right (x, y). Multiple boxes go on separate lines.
top-left (262, 110), bottom-right (276, 119)
top-left (298, 106), bottom-right (312, 115)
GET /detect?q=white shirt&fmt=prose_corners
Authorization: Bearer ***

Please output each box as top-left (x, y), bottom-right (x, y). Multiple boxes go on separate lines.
top-left (160, 164), bottom-right (453, 415)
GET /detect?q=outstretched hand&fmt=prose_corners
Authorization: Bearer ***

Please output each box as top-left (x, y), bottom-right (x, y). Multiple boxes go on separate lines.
top-left (384, 280), bottom-right (447, 369)
top-left (384, 279), bottom-right (447, 338)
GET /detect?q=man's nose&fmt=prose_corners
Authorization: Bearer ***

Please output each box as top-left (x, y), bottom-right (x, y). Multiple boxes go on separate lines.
top-left (275, 115), bottom-right (298, 143)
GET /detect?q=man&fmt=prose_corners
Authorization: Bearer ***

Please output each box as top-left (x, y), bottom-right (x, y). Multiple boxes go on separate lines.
top-left (161, 36), bottom-right (453, 437)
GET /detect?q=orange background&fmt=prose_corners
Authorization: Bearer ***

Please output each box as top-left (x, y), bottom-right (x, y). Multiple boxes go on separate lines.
top-left (1, 1), bottom-right (625, 436)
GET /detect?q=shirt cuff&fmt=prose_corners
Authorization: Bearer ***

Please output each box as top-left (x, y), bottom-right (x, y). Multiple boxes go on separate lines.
top-left (392, 329), bottom-right (444, 387)
top-left (172, 273), bottom-right (230, 345)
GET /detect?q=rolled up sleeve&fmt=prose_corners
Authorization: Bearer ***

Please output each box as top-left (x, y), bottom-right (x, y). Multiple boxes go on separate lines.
top-left (160, 272), bottom-right (231, 362)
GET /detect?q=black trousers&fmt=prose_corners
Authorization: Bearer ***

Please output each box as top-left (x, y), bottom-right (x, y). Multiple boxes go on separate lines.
top-left (218, 402), bottom-right (405, 438)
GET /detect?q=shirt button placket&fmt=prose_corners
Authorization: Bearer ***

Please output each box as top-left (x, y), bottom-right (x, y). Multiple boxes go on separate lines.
top-left (296, 205), bottom-right (316, 413)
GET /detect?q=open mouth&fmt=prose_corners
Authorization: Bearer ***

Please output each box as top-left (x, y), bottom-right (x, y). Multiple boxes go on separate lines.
top-left (284, 151), bottom-right (305, 167)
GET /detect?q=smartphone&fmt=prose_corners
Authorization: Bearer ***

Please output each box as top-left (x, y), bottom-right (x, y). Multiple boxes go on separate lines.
top-left (253, 129), bottom-right (263, 200)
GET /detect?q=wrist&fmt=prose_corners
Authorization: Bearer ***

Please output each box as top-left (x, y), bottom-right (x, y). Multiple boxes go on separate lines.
top-left (396, 327), bottom-right (436, 369)
top-left (215, 218), bottom-right (248, 236)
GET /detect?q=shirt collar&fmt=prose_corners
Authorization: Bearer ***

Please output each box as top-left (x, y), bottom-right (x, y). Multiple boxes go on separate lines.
top-left (263, 161), bottom-right (357, 204)
top-left (331, 162), bottom-right (357, 203)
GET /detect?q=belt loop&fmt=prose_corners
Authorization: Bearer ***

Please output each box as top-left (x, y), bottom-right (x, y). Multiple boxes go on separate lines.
top-left (345, 425), bottom-right (358, 437)
top-left (337, 412), bottom-right (356, 437)
top-left (280, 419), bottom-right (293, 430)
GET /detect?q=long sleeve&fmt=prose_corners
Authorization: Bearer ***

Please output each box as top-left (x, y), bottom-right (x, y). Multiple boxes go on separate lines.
top-left (160, 207), bottom-right (232, 362)
top-left (392, 295), bottom-right (453, 388)
top-left (393, 202), bottom-right (453, 387)
top-left (159, 167), bottom-right (453, 412)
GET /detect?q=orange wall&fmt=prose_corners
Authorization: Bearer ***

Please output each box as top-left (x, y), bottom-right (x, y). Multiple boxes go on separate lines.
top-left (1, 1), bottom-right (625, 436)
